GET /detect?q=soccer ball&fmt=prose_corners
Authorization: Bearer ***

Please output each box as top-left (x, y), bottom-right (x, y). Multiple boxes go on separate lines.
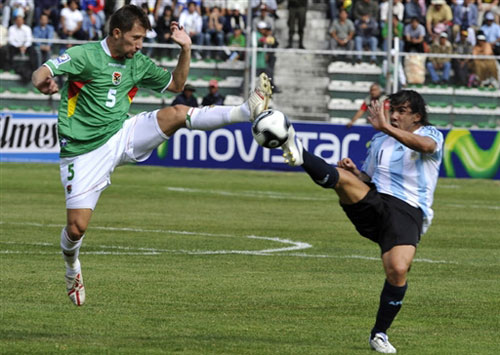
top-left (252, 109), bottom-right (290, 148)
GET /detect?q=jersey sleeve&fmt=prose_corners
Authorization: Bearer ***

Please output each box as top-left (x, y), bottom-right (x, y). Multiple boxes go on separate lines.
top-left (418, 126), bottom-right (444, 159)
top-left (136, 54), bottom-right (173, 93)
top-left (44, 46), bottom-right (89, 77)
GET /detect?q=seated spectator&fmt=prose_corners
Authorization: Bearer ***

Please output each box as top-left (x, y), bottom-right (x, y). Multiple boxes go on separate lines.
top-left (404, 17), bottom-right (426, 52)
top-left (7, 12), bottom-right (36, 81)
top-left (383, 14), bottom-right (404, 51)
top-left (179, 1), bottom-right (204, 59)
top-left (453, 29), bottom-right (474, 86)
top-left (34, 0), bottom-right (59, 28)
top-left (202, 79), bottom-right (225, 106)
top-left (227, 25), bottom-right (246, 61)
top-left (426, 0), bottom-right (453, 41)
top-left (329, 8), bottom-right (355, 59)
top-left (224, 4), bottom-right (246, 37)
top-left (477, 0), bottom-right (500, 25)
top-left (404, 0), bottom-right (424, 24)
top-left (346, 83), bottom-right (389, 128)
top-left (32, 13), bottom-right (54, 67)
top-left (9, 0), bottom-right (34, 27)
top-left (81, 0), bottom-right (105, 24)
top-left (353, 0), bottom-right (379, 22)
top-left (156, 5), bottom-right (177, 58)
top-left (172, 83), bottom-right (198, 107)
top-left (204, 6), bottom-right (225, 59)
top-left (354, 13), bottom-right (379, 63)
top-left (174, 0), bottom-right (201, 17)
top-left (59, 0), bottom-right (85, 41)
top-left (82, 4), bottom-right (103, 40)
top-left (472, 33), bottom-right (498, 87)
top-left (480, 11), bottom-right (500, 54)
top-left (426, 32), bottom-right (453, 84)
top-left (452, 0), bottom-right (478, 40)
top-left (380, 0), bottom-right (404, 26)
top-left (252, 4), bottom-right (274, 31)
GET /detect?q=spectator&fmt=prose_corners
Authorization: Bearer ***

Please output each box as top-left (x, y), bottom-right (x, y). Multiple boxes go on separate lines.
top-left (404, 0), bottom-right (424, 24)
top-left (174, 0), bottom-right (201, 17)
top-left (452, 0), bottom-right (479, 39)
top-left (227, 24), bottom-right (246, 61)
top-left (426, 0), bottom-right (453, 41)
top-left (156, 5), bottom-right (177, 58)
top-left (224, 4), bottom-right (246, 36)
top-left (251, 0), bottom-right (278, 19)
top-left (380, 0), bottom-right (404, 25)
top-left (32, 13), bottom-right (54, 68)
top-left (34, 0), bottom-right (59, 28)
top-left (140, 3), bottom-right (157, 57)
top-left (7, 12), bottom-right (36, 81)
top-left (383, 14), bottom-right (404, 51)
top-left (82, 4), bottom-right (103, 40)
top-left (287, 0), bottom-right (307, 49)
top-left (59, 0), bottom-right (85, 41)
top-left (477, 0), bottom-right (500, 25)
top-left (404, 17), bottom-right (426, 52)
top-left (252, 4), bottom-right (274, 31)
top-left (353, 0), bottom-right (379, 22)
top-left (153, 0), bottom-right (175, 21)
top-left (426, 32), bottom-right (453, 84)
top-left (329, 8), bottom-right (355, 60)
top-left (202, 79), bottom-right (225, 106)
top-left (81, 0), bottom-right (105, 25)
top-left (204, 6), bottom-right (225, 60)
top-left (453, 29), bottom-right (473, 86)
top-left (172, 83), bottom-right (199, 107)
top-left (354, 13), bottom-right (379, 63)
top-left (178, 1), bottom-right (204, 59)
top-left (346, 83), bottom-right (389, 128)
top-left (480, 11), bottom-right (500, 54)
top-left (472, 33), bottom-right (498, 87)
top-left (9, 0), bottom-right (34, 27)
top-left (256, 21), bottom-right (279, 90)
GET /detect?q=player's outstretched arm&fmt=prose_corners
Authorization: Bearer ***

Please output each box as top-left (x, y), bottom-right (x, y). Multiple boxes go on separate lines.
top-left (167, 21), bottom-right (192, 93)
top-left (32, 65), bottom-right (59, 95)
top-left (367, 101), bottom-right (436, 154)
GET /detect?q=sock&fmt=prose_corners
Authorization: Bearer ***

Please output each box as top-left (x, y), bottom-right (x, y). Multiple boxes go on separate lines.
top-left (302, 149), bottom-right (339, 189)
top-left (60, 227), bottom-right (83, 276)
top-left (185, 103), bottom-right (250, 130)
top-left (371, 280), bottom-right (408, 338)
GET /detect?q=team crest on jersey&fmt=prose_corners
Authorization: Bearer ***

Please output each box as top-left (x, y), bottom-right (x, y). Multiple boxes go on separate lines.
top-left (112, 71), bottom-right (122, 85)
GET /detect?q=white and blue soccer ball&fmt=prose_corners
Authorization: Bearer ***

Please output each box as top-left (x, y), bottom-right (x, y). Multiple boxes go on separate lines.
top-left (252, 109), bottom-right (290, 149)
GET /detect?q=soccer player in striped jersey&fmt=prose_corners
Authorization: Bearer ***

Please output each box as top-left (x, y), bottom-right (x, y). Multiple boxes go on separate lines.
top-left (31, 5), bottom-right (272, 307)
top-left (281, 90), bottom-right (443, 353)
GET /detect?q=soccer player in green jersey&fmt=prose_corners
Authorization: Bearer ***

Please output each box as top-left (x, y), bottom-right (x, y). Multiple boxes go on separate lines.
top-left (32, 5), bottom-right (272, 307)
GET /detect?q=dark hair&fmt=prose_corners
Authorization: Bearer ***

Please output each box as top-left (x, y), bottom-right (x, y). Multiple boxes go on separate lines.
top-left (389, 90), bottom-right (430, 125)
top-left (108, 5), bottom-right (151, 36)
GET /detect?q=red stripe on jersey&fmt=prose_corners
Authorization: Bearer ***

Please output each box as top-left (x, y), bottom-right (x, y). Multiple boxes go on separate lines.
top-left (68, 80), bottom-right (91, 99)
top-left (128, 86), bottom-right (139, 102)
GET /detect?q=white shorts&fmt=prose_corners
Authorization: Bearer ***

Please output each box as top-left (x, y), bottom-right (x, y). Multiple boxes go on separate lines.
top-left (60, 110), bottom-right (168, 210)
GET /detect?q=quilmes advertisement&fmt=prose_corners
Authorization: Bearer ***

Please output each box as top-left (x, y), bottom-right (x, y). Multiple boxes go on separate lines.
top-left (1, 112), bottom-right (499, 179)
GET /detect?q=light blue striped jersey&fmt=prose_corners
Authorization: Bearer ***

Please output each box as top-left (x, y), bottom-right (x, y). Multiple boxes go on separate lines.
top-left (361, 126), bottom-right (444, 234)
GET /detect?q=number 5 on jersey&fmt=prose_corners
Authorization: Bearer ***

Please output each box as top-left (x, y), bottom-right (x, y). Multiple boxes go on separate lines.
top-left (106, 89), bottom-right (117, 108)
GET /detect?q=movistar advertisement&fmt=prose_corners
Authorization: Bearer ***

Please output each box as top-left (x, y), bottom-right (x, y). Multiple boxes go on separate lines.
top-left (1, 112), bottom-right (499, 179)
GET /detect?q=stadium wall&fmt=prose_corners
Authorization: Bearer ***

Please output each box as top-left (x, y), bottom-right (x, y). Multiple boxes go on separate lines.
top-left (1, 112), bottom-right (499, 179)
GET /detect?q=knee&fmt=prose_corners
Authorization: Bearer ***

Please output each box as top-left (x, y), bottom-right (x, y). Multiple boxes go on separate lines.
top-left (66, 220), bottom-right (87, 240)
top-left (157, 105), bottom-right (188, 136)
top-left (385, 263), bottom-right (409, 285)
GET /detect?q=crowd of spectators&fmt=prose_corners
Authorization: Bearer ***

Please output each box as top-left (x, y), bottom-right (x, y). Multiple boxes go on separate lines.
top-left (0, 0), bottom-right (498, 87)
top-left (328, 0), bottom-right (500, 87)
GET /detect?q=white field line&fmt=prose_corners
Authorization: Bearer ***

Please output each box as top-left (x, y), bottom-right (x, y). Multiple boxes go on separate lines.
top-left (0, 221), bottom-right (458, 264)
top-left (442, 203), bottom-right (500, 210)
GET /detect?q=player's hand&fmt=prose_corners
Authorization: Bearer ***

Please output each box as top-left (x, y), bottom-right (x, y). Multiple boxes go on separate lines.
top-left (38, 76), bottom-right (59, 95)
top-left (170, 21), bottom-right (192, 49)
top-left (367, 100), bottom-right (388, 132)
top-left (337, 158), bottom-right (358, 173)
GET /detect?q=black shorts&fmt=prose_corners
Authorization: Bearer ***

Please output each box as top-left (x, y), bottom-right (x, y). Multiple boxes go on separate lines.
top-left (341, 186), bottom-right (423, 254)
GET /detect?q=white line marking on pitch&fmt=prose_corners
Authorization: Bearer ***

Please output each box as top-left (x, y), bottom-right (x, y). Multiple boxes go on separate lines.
top-left (0, 221), bottom-right (457, 264)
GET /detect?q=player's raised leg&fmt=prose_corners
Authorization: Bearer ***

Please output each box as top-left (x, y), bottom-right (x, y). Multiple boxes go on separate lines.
top-left (155, 73), bottom-right (272, 135)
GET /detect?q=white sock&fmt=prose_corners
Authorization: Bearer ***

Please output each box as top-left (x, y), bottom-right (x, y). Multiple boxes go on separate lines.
top-left (186, 103), bottom-right (250, 130)
top-left (60, 227), bottom-right (83, 275)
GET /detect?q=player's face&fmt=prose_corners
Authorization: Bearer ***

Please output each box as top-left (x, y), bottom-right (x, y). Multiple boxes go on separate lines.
top-left (390, 103), bottom-right (421, 131)
top-left (116, 22), bottom-right (146, 59)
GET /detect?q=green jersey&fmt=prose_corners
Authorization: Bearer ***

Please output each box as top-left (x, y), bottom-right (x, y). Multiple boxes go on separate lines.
top-left (45, 40), bottom-right (172, 157)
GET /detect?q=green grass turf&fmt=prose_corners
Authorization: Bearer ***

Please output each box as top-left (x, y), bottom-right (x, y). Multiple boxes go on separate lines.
top-left (1, 163), bottom-right (499, 354)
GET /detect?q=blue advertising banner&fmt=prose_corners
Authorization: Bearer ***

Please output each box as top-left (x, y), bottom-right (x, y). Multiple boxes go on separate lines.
top-left (1, 112), bottom-right (499, 179)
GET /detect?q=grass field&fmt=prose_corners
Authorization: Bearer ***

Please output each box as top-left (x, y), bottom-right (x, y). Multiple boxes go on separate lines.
top-left (1, 163), bottom-right (499, 354)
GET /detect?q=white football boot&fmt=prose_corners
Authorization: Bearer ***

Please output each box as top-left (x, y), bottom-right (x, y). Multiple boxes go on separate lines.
top-left (248, 72), bottom-right (273, 121)
top-left (281, 124), bottom-right (304, 166)
top-left (369, 332), bottom-right (397, 353)
top-left (66, 271), bottom-right (85, 306)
